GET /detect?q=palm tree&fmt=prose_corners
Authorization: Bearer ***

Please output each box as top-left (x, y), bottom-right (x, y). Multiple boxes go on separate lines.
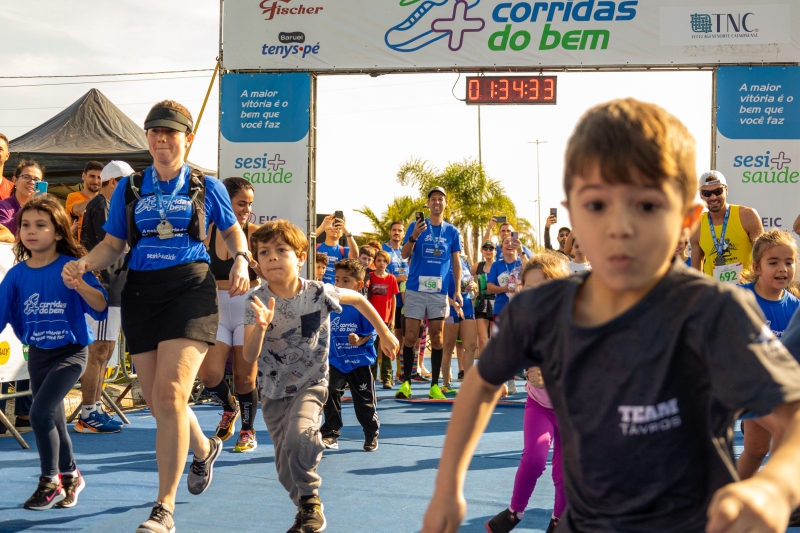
top-left (396, 158), bottom-right (535, 261)
top-left (355, 195), bottom-right (427, 244)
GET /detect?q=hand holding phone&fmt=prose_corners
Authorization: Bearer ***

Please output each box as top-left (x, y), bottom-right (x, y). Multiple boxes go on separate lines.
top-left (35, 181), bottom-right (48, 196)
top-left (334, 210), bottom-right (344, 220)
top-left (511, 231), bottom-right (519, 240)
top-left (495, 215), bottom-right (507, 224)
top-left (550, 208), bottom-right (557, 218)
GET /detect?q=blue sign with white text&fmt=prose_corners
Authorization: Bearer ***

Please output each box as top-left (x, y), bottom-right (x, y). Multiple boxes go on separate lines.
top-left (220, 73), bottom-right (310, 143)
top-left (717, 67), bottom-right (800, 140)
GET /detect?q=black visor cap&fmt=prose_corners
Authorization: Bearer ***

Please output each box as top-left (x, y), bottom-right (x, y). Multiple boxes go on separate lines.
top-left (144, 106), bottom-right (193, 133)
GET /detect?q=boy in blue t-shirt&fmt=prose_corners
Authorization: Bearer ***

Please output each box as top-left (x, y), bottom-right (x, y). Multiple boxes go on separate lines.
top-left (315, 213), bottom-right (359, 284)
top-left (320, 258), bottom-right (382, 452)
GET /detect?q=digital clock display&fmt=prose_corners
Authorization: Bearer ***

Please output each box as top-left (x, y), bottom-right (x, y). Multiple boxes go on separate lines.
top-left (465, 76), bottom-right (557, 105)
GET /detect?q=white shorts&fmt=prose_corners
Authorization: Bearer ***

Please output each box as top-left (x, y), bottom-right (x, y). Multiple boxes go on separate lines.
top-left (87, 306), bottom-right (121, 342)
top-left (217, 290), bottom-right (249, 347)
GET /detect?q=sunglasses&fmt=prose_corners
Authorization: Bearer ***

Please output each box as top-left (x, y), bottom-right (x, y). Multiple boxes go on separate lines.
top-left (481, 246), bottom-right (494, 251)
top-left (558, 233), bottom-right (569, 238)
top-left (700, 187), bottom-right (725, 198)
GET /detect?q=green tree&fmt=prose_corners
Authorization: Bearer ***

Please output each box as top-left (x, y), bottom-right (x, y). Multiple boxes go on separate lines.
top-left (396, 158), bottom-right (534, 262)
top-left (355, 195), bottom-right (427, 244)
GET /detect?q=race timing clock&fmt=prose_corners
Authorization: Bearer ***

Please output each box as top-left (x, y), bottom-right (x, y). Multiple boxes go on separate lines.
top-left (465, 76), bottom-right (557, 105)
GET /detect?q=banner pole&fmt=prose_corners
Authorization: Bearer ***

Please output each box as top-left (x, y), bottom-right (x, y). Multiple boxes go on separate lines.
top-left (185, 60), bottom-right (220, 162)
top-left (710, 67), bottom-right (718, 170)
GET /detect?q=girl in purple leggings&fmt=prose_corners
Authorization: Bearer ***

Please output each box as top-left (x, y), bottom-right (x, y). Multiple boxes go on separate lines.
top-left (485, 253), bottom-right (571, 533)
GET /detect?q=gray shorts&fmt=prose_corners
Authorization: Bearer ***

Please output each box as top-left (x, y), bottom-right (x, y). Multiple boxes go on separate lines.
top-left (404, 289), bottom-right (448, 321)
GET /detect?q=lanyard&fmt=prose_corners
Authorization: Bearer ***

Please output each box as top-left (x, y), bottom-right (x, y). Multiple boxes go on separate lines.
top-left (428, 219), bottom-right (443, 251)
top-left (151, 166), bottom-right (187, 222)
top-left (708, 207), bottom-right (730, 257)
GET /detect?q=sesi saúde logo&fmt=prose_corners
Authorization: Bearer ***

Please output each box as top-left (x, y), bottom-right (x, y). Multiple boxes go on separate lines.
top-left (260, 0), bottom-right (323, 21)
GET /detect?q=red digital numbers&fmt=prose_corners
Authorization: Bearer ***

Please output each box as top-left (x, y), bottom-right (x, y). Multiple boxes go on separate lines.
top-left (465, 76), bottom-right (557, 105)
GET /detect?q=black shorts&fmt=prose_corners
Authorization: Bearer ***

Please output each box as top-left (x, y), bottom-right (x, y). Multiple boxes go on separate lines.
top-left (394, 308), bottom-right (405, 331)
top-left (474, 299), bottom-right (494, 321)
top-left (122, 261), bottom-right (219, 354)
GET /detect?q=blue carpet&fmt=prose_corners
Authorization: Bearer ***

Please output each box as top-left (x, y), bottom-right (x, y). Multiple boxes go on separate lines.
top-left (1, 373), bottom-right (797, 532)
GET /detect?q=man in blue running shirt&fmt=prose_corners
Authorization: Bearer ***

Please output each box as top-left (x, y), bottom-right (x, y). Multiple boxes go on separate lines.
top-left (397, 187), bottom-right (462, 401)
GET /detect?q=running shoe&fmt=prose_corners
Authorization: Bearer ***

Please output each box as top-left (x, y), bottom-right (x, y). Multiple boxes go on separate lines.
top-left (506, 380), bottom-right (518, 395)
top-left (364, 434), bottom-right (378, 452)
top-left (232, 429), bottom-right (258, 453)
top-left (298, 496), bottom-right (326, 532)
top-left (100, 410), bottom-right (124, 426)
top-left (428, 384), bottom-right (447, 400)
top-left (23, 477), bottom-right (65, 510)
top-left (56, 470), bottom-right (85, 508)
top-left (411, 373), bottom-right (430, 383)
top-left (545, 517), bottom-right (559, 533)
top-left (457, 370), bottom-right (465, 382)
top-left (74, 411), bottom-right (121, 434)
top-left (441, 385), bottom-right (458, 398)
top-left (485, 508), bottom-right (522, 533)
top-left (14, 417), bottom-right (32, 433)
top-left (136, 503), bottom-right (175, 533)
top-left (395, 381), bottom-right (412, 399)
top-left (187, 436), bottom-right (222, 495)
top-left (322, 435), bottom-right (339, 450)
top-left (382, 379), bottom-right (394, 389)
top-left (215, 405), bottom-right (240, 442)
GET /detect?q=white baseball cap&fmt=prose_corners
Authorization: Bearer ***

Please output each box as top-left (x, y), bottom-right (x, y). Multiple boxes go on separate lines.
top-left (100, 161), bottom-right (134, 182)
top-left (699, 170), bottom-right (727, 188)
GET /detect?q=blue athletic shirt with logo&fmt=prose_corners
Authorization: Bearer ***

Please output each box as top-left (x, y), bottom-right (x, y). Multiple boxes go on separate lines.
top-left (328, 304), bottom-right (376, 374)
top-left (487, 257), bottom-right (523, 317)
top-left (740, 282), bottom-right (800, 338)
top-left (316, 243), bottom-right (350, 285)
top-left (383, 242), bottom-right (408, 307)
top-left (0, 254), bottom-right (107, 349)
top-left (104, 166), bottom-right (237, 271)
top-left (403, 219), bottom-right (461, 294)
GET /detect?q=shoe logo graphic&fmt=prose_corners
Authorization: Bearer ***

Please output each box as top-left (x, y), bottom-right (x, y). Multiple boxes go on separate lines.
top-left (431, 0), bottom-right (485, 51)
top-left (385, 0), bottom-right (483, 53)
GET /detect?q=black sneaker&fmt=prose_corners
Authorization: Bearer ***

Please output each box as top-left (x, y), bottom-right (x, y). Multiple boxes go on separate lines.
top-left (187, 436), bottom-right (222, 495)
top-left (298, 495), bottom-right (326, 532)
top-left (457, 370), bottom-right (464, 382)
top-left (136, 503), bottom-right (175, 533)
top-left (286, 510), bottom-right (302, 533)
top-left (410, 373), bottom-right (430, 383)
top-left (363, 434), bottom-right (378, 452)
top-left (545, 517), bottom-right (559, 533)
top-left (23, 477), bottom-right (65, 510)
top-left (55, 470), bottom-right (85, 508)
top-left (485, 508), bottom-right (522, 533)
top-left (321, 435), bottom-right (339, 450)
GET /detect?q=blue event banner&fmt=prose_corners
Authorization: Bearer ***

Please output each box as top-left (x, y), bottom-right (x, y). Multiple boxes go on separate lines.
top-left (220, 73), bottom-right (310, 143)
top-left (717, 66), bottom-right (800, 140)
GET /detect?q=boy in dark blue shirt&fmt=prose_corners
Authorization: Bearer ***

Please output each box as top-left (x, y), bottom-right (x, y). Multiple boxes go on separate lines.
top-left (320, 259), bottom-right (385, 452)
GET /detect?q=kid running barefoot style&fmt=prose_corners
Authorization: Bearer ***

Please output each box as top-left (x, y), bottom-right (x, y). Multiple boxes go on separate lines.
top-left (485, 253), bottom-right (570, 533)
top-left (2, 196), bottom-right (108, 510)
top-left (737, 230), bottom-right (800, 481)
top-left (243, 221), bottom-right (399, 533)
top-left (321, 258), bottom-right (392, 452)
top-left (421, 99), bottom-right (800, 533)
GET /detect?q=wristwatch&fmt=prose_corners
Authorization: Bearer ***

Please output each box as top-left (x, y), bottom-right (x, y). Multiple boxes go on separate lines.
top-left (234, 251), bottom-right (250, 263)
top-left (409, 236), bottom-right (417, 243)
top-left (345, 233), bottom-right (352, 238)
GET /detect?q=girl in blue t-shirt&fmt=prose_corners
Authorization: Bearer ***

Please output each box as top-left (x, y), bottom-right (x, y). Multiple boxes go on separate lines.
top-left (738, 229), bottom-right (800, 481)
top-left (0, 196), bottom-right (107, 511)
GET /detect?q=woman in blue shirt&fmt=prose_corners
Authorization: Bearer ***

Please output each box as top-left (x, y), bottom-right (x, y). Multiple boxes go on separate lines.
top-left (1, 196), bottom-right (107, 510)
top-left (737, 230), bottom-right (800, 482)
top-left (62, 100), bottom-right (252, 533)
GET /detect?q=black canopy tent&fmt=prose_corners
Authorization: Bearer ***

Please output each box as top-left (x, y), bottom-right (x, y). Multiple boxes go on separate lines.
top-left (7, 88), bottom-right (214, 184)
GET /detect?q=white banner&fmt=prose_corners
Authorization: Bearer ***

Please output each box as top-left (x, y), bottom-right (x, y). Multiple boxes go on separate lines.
top-left (715, 66), bottom-right (800, 236)
top-left (0, 244), bottom-right (27, 383)
top-left (222, 0), bottom-right (799, 71)
top-left (218, 73), bottom-right (311, 229)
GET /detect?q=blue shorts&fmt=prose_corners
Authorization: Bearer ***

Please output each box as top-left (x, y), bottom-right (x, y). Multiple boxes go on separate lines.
top-left (446, 297), bottom-right (475, 323)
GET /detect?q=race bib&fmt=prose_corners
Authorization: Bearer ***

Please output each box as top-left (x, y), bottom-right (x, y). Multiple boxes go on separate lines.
top-left (419, 276), bottom-right (442, 293)
top-left (713, 262), bottom-right (743, 285)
